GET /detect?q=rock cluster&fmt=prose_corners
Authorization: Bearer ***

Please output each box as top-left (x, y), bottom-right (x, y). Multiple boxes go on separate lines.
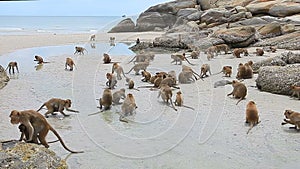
top-left (0, 141), bottom-right (67, 169)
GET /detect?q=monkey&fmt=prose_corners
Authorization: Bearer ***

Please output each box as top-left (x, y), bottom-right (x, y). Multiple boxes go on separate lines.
top-left (236, 63), bottom-right (245, 79)
top-left (245, 101), bottom-right (260, 134)
top-left (90, 34), bottom-right (96, 41)
top-left (126, 78), bottom-right (140, 91)
top-left (158, 84), bottom-right (177, 111)
top-left (215, 44), bottom-right (230, 55)
top-left (18, 124), bottom-right (59, 144)
top-left (5, 61), bottom-right (19, 74)
top-left (112, 88), bottom-right (126, 105)
top-left (150, 74), bottom-right (158, 84)
top-left (98, 88), bottom-right (113, 111)
top-left (128, 53), bottom-right (155, 64)
top-left (106, 73), bottom-right (117, 89)
top-left (37, 98), bottom-right (79, 118)
top-left (182, 65), bottom-right (201, 80)
top-left (159, 76), bottom-right (180, 89)
top-left (282, 110), bottom-right (300, 130)
top-left (103, 53), bottom-right (111, 64)
top-left (247, 60), bottom-right (253, 67)
top-left (205, 46), bottom-right (218, 59)
top-left (171, 53), bottom-right (195, 65)
top-left (119, 93), bottom-right (138, 123)
top-left (227, 80), bottom-right (247, 105)
top-left (111, 63), bottom-right (127, 80)
top-left (136, 38), bottom-right (140, 44)
top-left (9, 110), bottom-right (83, 153)
top-left (90, 43), bottom-right (96, 49)
top-left (109, 37), bottom-right (115, 43)
top-left (290, 85), bottom-right (300, 99)
top-left (222, 66), bottom-right (232, 77)
top-left (244, 62), bottom-right (253, 79)
top-left (200, 64), bottom-right (212, 78)
top-left (141, 70), bottom-right (151, 82)
top-left (263, 46), bottom-right (277, 53)
top-left (255, 48), bottom-right (264, 56)
top-left (74, 46), bottom-right (88, 55)
top-left (190, 50), bottom-right (200, 59)
top-left (34, 55), bottom-right (49, 64)
top-left (65, 57), bottom-right (76, 71)
top-left (178, 70), bottom-right (196, 84)
top-left (167, 70), bottom-right (177, 82)
top-left (138, 73), bottom-right (166, 89)
top-left (174, 91), bottom-right (195, 110)
top-left (233, 48), bottom-right (249, 58)
top-left (126, 61), bottom-right (150, 75)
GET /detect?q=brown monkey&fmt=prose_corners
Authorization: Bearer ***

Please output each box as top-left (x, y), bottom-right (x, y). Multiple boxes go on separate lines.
top-left (34, 55), bottom-right (49, 64)
top-left (215, 44), bottom-right (230, 55)
top-left (255, 48), bottom-right (264, 56)
top-left (138, 73), bottom-right (166, 89)
top-left (90, 34), bottom-right (96, 41)
top-left (222, 66), bottom-right (232, 77)
top-left (106, 73), bottom-right (117, 89)
top-left (18, 124), bottom-right (59, 144)
top-left (98, 88), bottom-right (113, 111)
top-left (65, 57), bottom-right (76, 71)
top-left (150, 74), bottom-right (158, 84)
top-left (174, 91), bottom-right (195, 110)
top-left (5, 61), bottom-right (19, 74)
top-left (9, 110), bottom-right (83, 153)
top-left (244, 62), bottom-right (253, 79)
top-left (37, 98), bottom-right (79, 118)
top-left (168, 70), bottom-right (177, 82)
top-left (74, 46), bottom-right (88, 55)
top-left (171, 53), bottom-right (195, 65)
top-left (119, 93), bottom-right (138, 123)
top-left (245, 101), bottom-right (259, 134)
top-left (206, 46), bottom-right (217, 59)
top-left (281, 110), bottom-right (300, 130)
top-left (190, 50), bottom-right (200, 59)
top-left (227, 80), bottom-right (247, 105)
top-left (159, 76), bottom-right (179, 89)
top-left (103, 53), bottom-right (111, 64)
top-left (126, 61), bottom-right (150, 75)
top-left (263, 46), bottom-right (277, 53)
top-left (128, 53), bottom-right (155, 64)
top-left (290, 85), bottom-right (300, 99)
top-left (158, 84), bottom-right (177, 111)
top-left (141, 70), bottom-right (151, 82)
top-left (111, 63), bottom-right (127, 80)
top-left (112, 88), bottom-right (126, 105)
top-left (126, 78), bottom-right (140, 91)
top-left (200, 64), bottom-right (212, 78)
top-left (233, 48), bottom-right (249, 58)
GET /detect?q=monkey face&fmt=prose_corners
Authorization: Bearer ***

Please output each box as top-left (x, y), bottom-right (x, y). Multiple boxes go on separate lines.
top-left (65, 99), bottom-right (72, 108)
top-left (9, 110), bottom-right (20, 124)
top-left (284, 110), bottom-right (293, 119)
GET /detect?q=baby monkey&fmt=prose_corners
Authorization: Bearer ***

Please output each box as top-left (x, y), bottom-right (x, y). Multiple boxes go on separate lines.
top-left (174, 91), bottom-right (195, 110)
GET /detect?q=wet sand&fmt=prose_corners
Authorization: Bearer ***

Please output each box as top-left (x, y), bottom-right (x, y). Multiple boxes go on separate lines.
top-left (0, 32), bottom-right (300, 169)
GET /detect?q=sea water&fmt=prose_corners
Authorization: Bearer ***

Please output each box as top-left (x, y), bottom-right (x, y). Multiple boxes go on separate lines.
top-left (0, 15), bottom-right (138, 35)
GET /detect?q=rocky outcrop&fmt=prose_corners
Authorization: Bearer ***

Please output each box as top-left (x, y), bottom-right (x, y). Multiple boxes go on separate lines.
top-left (0, 65), bottom-right (9, 90)
top-left (135, 12), bottom-right (176, 31)
top-left (211, 26), bottom-right (257, 47)
top-left (0, 141), bottom-right (67, 169)
top-left (108, 18), bottom-right (135, 33)
top-left (256, 64), bottom-right (300, 95)
top-left (257, 22), bottom-right (282, 39)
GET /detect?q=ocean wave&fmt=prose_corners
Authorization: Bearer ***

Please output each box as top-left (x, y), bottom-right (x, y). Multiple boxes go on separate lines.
top-left (0, 27), bottom-right (24, 31)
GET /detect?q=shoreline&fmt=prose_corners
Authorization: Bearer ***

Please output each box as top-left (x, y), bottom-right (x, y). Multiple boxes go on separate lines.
top-left (0, 31), bottom-right (164, 56)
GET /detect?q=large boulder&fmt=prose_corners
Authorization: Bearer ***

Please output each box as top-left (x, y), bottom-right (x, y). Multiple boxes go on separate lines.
top-left (201, 8), bottom-right (229, 25)
top-left (0, 141), bottom-right (67, 169)
top-left (211, 26), bottom-right (257, 47)
top-left (108, 18), bottom-right (135, 33)
top-left (246, 1), bottom-right (278, 15)
top-left (177, 8), bottom-right (199, 18)
top-left (269, 2), bottom-right (300, 17)
top-left (145, 0), bottom-right (196, 14)
top-left (135, 12), bottom-right (176, 31)
top-left (256, 64), bottom-right (300, 95)
top-left (0, 65), bottom-right (9, 89)
top-left (257, 22), bottom-right (282, 39)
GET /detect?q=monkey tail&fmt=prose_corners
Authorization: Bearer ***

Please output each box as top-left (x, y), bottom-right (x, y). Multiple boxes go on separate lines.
top-left (125, 67), bottom-right (134, 74)
top-left (127, 56), bottom-right (137, 64)
top-left (50, 127), bottom-right (84, 153)
top-left (84, 48), bottom-right (88, 54)
top-left (236, 98), bottom-right (244, 105)
top-left (184, 57), bottom-right (195, 66)
top-left (36, 103), bottom-right (45, 112)
top-left (247, 123), bottom-right (254, 134)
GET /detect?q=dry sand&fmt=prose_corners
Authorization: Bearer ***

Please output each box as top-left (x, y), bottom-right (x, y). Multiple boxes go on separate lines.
top-left (0, 32), bottom-right (300, 169)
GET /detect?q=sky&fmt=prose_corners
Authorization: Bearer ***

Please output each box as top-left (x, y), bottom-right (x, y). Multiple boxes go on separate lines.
top-left (0, 0), bottom-right (173, 16)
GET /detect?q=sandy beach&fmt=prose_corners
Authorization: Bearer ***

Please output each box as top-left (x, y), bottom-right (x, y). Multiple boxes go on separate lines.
top-left (1, 31), bottom-right (300, 169)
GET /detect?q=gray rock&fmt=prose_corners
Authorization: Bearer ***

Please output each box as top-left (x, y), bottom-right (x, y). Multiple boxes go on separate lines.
top-left (236, 17), bottom-right (269, 26)
top-left (0, 65), bottom-right (9, 90)
top-left (108, 18), bottom-right (135, 33)
top-left (214, 80), bottom-right (232, 88)
top-left (269, 2), bottom-right (300, 17)
top-left (196, 0), bottom-right (211, 10)
top-left (252, 56), bottom-right (287, 72)
top-left (135, 12), bottom-right (176, 31)
top-left (258, 22), bottom-right (282, 39)
top-left (201, 9), bottom-right (227, 24)
top-left (187, 11), bottom-right (203, 21)
top-left (280, 51), bottom-right (300, 64)
top-left (211, 26), bottom-right (257, 47)
top-left (0, 141), bottom-right (67, 169)
top-left (177, 8), bottom-right (198, 18)
top-left (256, 64), bottom-right (300, 95)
